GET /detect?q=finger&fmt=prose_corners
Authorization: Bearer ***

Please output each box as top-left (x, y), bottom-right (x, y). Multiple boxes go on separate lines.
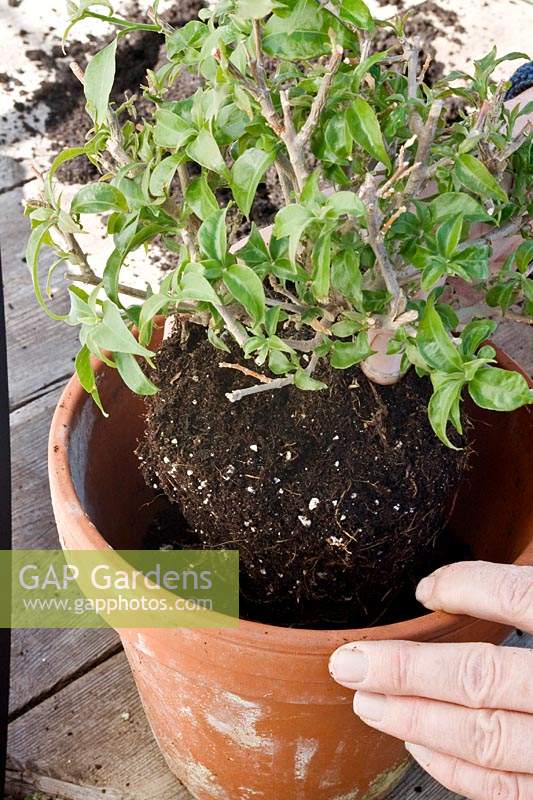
top-left (416, 561), bottom-right (533, 634)
top-left (329, 640), bottom-right (533, 713)
top-left (353, 692), bottom-right (533, 774)
top-left (406, 743), bottom-right (533, 800)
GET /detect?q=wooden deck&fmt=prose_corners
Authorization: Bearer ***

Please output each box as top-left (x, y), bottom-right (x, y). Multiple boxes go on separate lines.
top-left (4, 176), bottom-right (533, 799)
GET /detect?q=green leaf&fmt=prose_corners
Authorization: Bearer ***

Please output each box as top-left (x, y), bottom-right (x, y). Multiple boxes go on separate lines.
top-left (71, 184), bottom-right (128, 214)
top-left (186, 129), bottom-right (227, 175)
top-left (26, 220), bottom-right (67, 321)
top-left (237, 223), bottom-right (271, 267)
top-left (153, 109), bottom-right (196, 149)
top-left (347, 97), bottom-right (390, 169)
top-left (273, 204), bottom-right (315, 264)
top-left (330, 332), bottom-right (373, 368)
top-left (207, 327), bottom-right (231, 353)
top-left (88, 302), bottom-right (154, 357)
top-left (236, 0), bottom-right (273, 19)
top-left (268, 350), bottom-right (293, 375)
top-left (486, 280), bottom-right (518, 311)
top-left (185, 175), bottom-right (219, 221)
top-left (84, 38), bottom-right (117, 126)
top-left (263, 0), bottom-right (334, 61)
top-left (338, 0), bottom-right (373, 29)
top-left (461, 318), bottom-right (497, 358)
top-left (454, 154), bottom-right (508, 204)
top-left (223, 264), bottom-right (266, 324)
top-left (331, 250), bottom-right (362, 304)
top-left (421, 261), bottom-right (446, 293)
top-left (469, 366), bottom-right (532, 411)
top-left (323, 113), bottom-right (353, 161)
top-left (327, 191), bottom-right (365, 217)
top-left (138, 292), bottom-right (171, 345)
top-left (311, 233), bottom-right (331, 302)
top-left (198, 208), bottom-right (228, 263)
top-left (75, 345), bottom-right (107, 415)
top-left (114, 351), bottom-right (158, 396)
top-left (231, 148), bottom-right (276, 217)
top-left (293, 368), bottom-right (327, 390)
top-left (149, 154), bottom-right (183, 197)
top-left (452, 245), bottom-right (490, 283)
top-left (515, 240), bottom-right (533, 273)
top-left (180, 268), bottom-right (221, 306)
top-left (428, 376), bottom-right (465, 449)
top-left (437, 214), bottom-right (463, 259)
top-left (417, 301), bottom-right (463, 372)
top-left (430, 192), bottom-right (493, 224)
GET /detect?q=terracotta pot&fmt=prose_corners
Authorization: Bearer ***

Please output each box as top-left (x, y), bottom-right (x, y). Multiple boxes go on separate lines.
top-left (49, 333), bottom-right (533, 800)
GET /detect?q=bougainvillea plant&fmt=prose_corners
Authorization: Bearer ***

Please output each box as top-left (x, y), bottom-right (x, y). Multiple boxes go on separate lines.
top-left (26, 0), bottom-right (533, 447)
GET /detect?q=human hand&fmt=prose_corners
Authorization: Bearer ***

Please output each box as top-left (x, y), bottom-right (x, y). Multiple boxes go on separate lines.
top-left (329, 561), bottom-right (533, 800)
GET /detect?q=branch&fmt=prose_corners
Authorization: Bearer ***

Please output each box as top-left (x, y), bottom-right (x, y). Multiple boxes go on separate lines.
top-left (461, 213), bottom-right (533, 252)
top-left (275, 162), bottom-right (293, 206)
top-left (214, 304), bottom-right (248, 347)
top-left (251, 20), bottom-right (278, 127)
top-left (457, 302), bottom-right (533, 327)
top-left (403, 100), bottom-right (444, 199)
top-left (497, 121), bottom-right (533, 161)
top-left (225, 376), bottom-right (294, 403)
top-left (219, 362), bottom-right (272, 383)
top-left (280, 89), bottom-right (308, 191)
top-left (400, 35), bottom-right (421, 101)
top-left (280, 333), bottom-right (323, 352)
top-left (298, 42), bottom-right (344, 145)
top-left (360, 174), bottom-right (406, 320)
top-left (65, 269), bottom-right (147, 300)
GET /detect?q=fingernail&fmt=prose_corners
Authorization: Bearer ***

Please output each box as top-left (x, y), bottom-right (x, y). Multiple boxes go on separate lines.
top-left (416, 576), bottom-right (436, 606)
top-left (329, 647), bottom-right (369, 685)
top-left (405, 743), bottom-right (433, 767)
top-left (354, 691), bottom-right (387, 722)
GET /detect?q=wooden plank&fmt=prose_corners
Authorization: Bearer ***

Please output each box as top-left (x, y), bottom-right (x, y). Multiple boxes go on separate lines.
top-left (7, 651), bottom-right (189, 800)
top-left (493, 320), bottom-right (533, 376)
top-left (2, 181), bottom-right (80, 409)
top-left (10, 384), bottom-right (119, 716)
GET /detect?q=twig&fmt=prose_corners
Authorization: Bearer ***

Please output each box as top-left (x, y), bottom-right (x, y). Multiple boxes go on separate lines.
top-left (381, 205), bottom-right (407, 234)
top-left (280, 333), bottom-right (323, 353)
top-left (298, 42), bottom-right (344, 145)
top-left (457, 302), bottom-right (533, 327)
top-left (360, 174), bottom-right (406, 320)
top-left (419, 53), bottom-right (432, 85)
top-left (497, 121), bottom-right (533, 161)
top-left (251, 20), bottom-right (278, 126)
top-left (403, 100), bottom-right (444, 199)
top-left (65, 269), bottom-right (147, 300)
top-left (219, 362), bottom-right (273, 383)
top-left (225, 376), bottom-right (294, 403)
top-left (214, 304), bottom-right (248, 347)
top-left (280, 89), bottom-right (308, 191)
top-left (265, 298), bottom-right (304, 313)
top-left (401, 35), bottom-right (421, 101)
top-left (461, 213), bottom-right (532, 252)
top-left (275, 162), bottom-right (292, 206)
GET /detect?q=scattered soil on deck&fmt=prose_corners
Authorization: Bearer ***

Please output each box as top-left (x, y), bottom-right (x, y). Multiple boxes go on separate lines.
top-left (138, 324), bottom-right (470, 629)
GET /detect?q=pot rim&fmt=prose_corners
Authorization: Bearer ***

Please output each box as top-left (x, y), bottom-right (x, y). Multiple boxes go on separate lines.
top-left (48, 343), bottom-right (533, 651)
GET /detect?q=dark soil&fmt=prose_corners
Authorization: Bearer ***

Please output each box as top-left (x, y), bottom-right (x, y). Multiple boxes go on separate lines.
top-left (376, 2), bottom-right (466, 87)
top-left (138, 325), bottom-right (470, 629)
